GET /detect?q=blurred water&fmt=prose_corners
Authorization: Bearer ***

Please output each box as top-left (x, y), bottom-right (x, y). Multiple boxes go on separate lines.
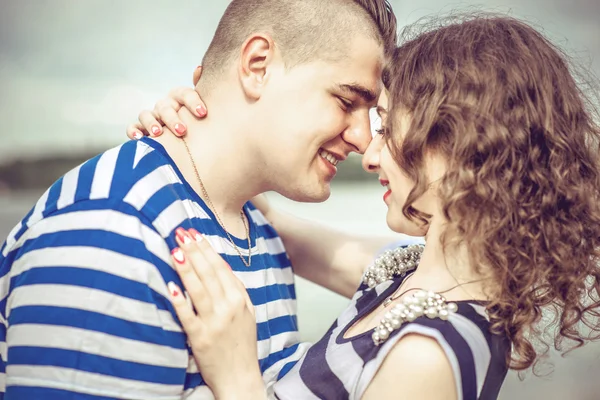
top-left (1, 183), bottom-right (599, 399)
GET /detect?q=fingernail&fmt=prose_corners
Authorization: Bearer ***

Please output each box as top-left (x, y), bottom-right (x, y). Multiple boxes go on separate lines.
top-left (133, 131), bottom-right (143, 140)
top-left (174, 123), bottom-right (187, 135)
top-left (195, 105), bottom-right (207, 118)
top-left (167, 281), bottom-right (181, 298)
top-left (172, 248), bottom-right (185, 264)
top-left (151, 125), bottom-right (161, 136)
top-left (175, 227), bottom-right (192, 244)
top-left (188, 228), bottom-right (203, 242)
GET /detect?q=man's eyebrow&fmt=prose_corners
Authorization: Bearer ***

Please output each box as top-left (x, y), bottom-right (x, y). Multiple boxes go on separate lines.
top-left (336, 83), bottom-right (378, 104)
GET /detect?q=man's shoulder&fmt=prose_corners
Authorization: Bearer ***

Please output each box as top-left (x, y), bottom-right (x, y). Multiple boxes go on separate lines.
top-left (0, 140), bottom-right (188, 255)
top-left (81, 139), bottom-right (176, 203)
top-left (43, 140), bottom-right (184, 219)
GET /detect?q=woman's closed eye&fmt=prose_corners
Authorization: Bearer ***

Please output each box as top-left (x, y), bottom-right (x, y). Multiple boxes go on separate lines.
top-left (375, 127), bottom-right (388, 136)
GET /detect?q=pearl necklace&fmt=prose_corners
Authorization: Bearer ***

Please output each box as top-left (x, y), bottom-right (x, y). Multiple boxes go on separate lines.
top-left (373, 290), bottom-right (459, 345)
top-left (363, 244), bottom-right (479, 346)
top-left (362, 244), bottom-right (425, 289)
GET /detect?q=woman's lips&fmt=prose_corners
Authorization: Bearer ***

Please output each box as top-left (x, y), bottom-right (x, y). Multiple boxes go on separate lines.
top-left (383, 189), bottom-right (392, 203)
top-left (380, 179), bottom-right (391, 203)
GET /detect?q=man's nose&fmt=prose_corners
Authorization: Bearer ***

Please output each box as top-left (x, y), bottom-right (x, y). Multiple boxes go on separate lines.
top-left (343, 113), bottom-right (372, 154)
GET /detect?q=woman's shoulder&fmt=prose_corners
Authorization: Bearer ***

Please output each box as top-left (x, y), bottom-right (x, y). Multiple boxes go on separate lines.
top-left (362, 333), bottom-right (458, 399)
top-left (384, 298), bottom-right (508, 365)
top-left (361, 297), bottom-right (510, 400)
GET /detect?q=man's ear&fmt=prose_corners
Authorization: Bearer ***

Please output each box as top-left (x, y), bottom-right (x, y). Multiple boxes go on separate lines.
top-left (238, 33), bottom-right (275, 100)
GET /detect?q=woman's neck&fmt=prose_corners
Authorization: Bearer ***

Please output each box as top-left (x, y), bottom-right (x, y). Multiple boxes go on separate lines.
top-left (410, 217), bottom-right (492, 301)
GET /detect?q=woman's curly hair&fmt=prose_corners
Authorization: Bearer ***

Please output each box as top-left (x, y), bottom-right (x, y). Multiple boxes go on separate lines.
top-left (386, 13), bottom-right (600, 371)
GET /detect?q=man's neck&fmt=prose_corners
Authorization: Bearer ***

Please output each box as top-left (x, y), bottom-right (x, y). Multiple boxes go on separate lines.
top-left (154, 106), bottom-right (268, 230)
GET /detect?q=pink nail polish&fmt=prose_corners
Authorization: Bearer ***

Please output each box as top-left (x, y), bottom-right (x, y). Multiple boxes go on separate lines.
top-left (151, 125), bottom-right (161, 136)
top-left (172, 248), bottom-right (185, 264)
top-left (175, 228), bottom-right (192, 244)
top-left (196, 105), bottom-right (207, 117)
top-left (188, 228), bottom-right (203, 242)
top-left (175, 123), bottom-right (187, 135)
top-left (133, 131), bottom-right (143, 140)
top-left (167, 281), bottom-right (180, 298)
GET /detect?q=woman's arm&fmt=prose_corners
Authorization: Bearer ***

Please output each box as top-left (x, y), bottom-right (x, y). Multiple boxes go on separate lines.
top-left (167, 228), bottom-right (268, 400)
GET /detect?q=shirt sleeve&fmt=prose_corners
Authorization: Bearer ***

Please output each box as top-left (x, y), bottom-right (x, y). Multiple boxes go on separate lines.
top-left (2, 200), bottom-right (189, 400)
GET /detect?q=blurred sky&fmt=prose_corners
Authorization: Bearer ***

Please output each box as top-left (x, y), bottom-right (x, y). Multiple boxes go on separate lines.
top-left (0, 0), bottom-right (598, 161)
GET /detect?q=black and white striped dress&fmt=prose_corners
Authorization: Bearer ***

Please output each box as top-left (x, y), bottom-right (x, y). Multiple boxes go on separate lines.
top-left (273, 273), bottom-right (510, 399)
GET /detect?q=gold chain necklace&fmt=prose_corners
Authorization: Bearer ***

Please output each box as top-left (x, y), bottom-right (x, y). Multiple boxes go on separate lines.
top-left (182, 138), bottom-right (252, 267)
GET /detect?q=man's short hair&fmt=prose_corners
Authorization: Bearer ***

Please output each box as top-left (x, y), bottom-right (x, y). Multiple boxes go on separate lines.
top-left (200, 0), bottom-right (397, 90)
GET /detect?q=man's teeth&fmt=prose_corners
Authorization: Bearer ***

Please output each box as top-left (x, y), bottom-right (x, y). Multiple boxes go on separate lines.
top-left (319, 150), bottom-right (339, 166)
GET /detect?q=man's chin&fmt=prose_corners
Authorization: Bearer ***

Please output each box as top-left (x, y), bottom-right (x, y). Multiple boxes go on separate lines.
top-left (307, 192), bottom-right (331, 203)
top-left (276, 184), bottom-right (331, 203)
top-left (306, 183), bottom-right (332, 203)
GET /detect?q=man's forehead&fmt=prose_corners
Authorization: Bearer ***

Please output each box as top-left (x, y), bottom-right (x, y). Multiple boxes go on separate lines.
top-left (331, 43), bottom-right (385, 104)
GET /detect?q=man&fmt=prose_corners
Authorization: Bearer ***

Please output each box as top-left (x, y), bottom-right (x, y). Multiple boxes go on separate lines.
top-left (0, 0), bottom-right (397, 398)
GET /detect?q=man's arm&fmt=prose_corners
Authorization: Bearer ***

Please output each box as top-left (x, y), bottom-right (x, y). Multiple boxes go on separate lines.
top-left (3, 202), bottom-right (189, 399)
top-left (262, 204), bottom-right (400, 298)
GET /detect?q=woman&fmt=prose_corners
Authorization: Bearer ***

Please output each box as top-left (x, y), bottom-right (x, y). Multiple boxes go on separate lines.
top-left (129, 15), bottom-right (600, 399)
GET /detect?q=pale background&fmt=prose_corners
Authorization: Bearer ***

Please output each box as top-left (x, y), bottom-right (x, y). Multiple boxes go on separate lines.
top-left (1, 0), bottom-right (599, 399)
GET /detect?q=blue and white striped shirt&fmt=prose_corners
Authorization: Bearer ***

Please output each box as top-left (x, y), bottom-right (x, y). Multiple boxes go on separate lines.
top-left (0, 138), bottom-right (309, 399)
